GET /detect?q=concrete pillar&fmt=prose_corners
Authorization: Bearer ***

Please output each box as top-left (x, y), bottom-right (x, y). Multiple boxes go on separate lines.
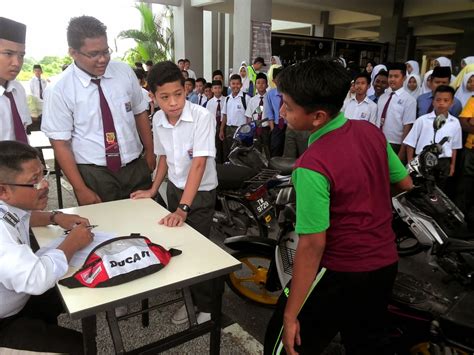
top-left (173, 0), bottom-right (204, 76)
top-left (379, 0), bottom-right (409, 62)
top-left (203, 11), bottom-right (218, 80)
top-left (454, 28), bottom-right (474, 68)
top-left (224, 13), bottom-right (233, 83)
top-left (232, 0), bottom-right (272, 72)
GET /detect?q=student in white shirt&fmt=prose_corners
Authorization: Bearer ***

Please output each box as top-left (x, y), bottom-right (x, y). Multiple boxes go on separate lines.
top-left (131, 61), bottom-right (217, 326)
top-left (0, 141), bottom-right (93, 354)
top-left (195, 77), bottom-right (208, 106)
top-left (219, 74), bottom-right (251, 160)
top-left (184, 58), bottom-right (197, 79)
top-left (0, 17), bottom-right (31, 143)
top-left (41, 16), bottom-right (155, 206)
top-left (377, 62), bottom-right (417, 162)
top-left (29, 64), bottom-right (47, 101)
top-left (342, 72), bottom-right (378, 127)
top-left (404, 85), bottom-right (462, 191)
top-left (246, 72), bottom-right (270, 157)
top-left (206, 80), bottom-right (226, 163)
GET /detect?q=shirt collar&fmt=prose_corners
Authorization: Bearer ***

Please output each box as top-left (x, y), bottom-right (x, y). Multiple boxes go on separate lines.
top-left (351, 96), bottom-right (370, 104)
top-left (73, 62), bottom-right (113, 87)
top-left (0, 201), bottom-right (31, 223)
top-left (392, 86), bottom-right (405, 96)
top-left (1, 81), bottom-right (16, 96)
top-left (155, 101), bottom-right (194, 128)
top-left (308, 112), bottom-right (347, 145)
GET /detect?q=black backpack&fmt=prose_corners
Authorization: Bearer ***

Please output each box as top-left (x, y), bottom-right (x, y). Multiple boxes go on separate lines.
top-left (226, 92), bottom-right (247, 110)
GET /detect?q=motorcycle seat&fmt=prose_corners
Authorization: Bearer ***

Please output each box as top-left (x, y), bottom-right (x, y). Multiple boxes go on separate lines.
top-left (216, 164), bottom-right (257, 190)
top-left (444, 238), bottom-right (474, 253)
top-left (268, 157), bottom-right (296, 176)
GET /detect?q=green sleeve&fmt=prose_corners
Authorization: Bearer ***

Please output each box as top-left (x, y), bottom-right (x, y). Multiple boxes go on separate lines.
top-left (293, 167), bottom-right (330, 235)
top-left (387, 142), bottom-right (408, 183)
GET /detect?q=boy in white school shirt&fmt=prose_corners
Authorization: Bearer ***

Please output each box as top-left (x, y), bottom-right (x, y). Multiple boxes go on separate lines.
top-left (404, 85), bottom-right (462, 192)
top-left (131, 61), bottom-right (217, 326)
top-left (206, 80), bottom-right (226, 163)
top-left (342, 72), bottom-right (379, 127)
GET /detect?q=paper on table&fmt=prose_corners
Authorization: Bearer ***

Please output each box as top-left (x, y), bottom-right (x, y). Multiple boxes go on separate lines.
top-left (40, 231), bottom-right (117, 267)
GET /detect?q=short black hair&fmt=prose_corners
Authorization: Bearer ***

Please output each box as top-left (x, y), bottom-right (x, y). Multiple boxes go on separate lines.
top-left (374, 70), bottom-right (388, 80)
top-left (387, 62), bottom-right (406, 76)
top-left (185, 78), bottom-right (196, 87)
top-left (229, 74), bottom-right (242, 83)
top-left (212, 70), bottom-right (224, 78)
top-left (135, 62), bottom-right (143, 68)
top-left (277, 58), bottom-right (351, 116)
top-left (184, 58), bottom-right (190, 64)
top-left (255, 72), bottom-right (268, 83)
top-left (0, 141), bottom-right (40, 183)
top-left (177, 58), bottom-right (185, 64)
top-left (204, 82), bottom-right (212, 90)
top-left (145, 60), bottom-right (153, 66)
top-left (272, 67), bottom-right (283, 80)
top-left (354, 72), bottom-right (371, 85)
top-left (147, 61), bottom-right (184, 93)
top-left (133, 68), bottom-right (146, 81)
top-left (196, 77), bottom-right (206, 85)
top-left (211, 80), bottom-right (222, 87)
top-left (67, 16), bottom-right (107, 50)
top-left (434, 84), bottom-right (455, 98)
top-left (33, 64), bottom-right (42, 70)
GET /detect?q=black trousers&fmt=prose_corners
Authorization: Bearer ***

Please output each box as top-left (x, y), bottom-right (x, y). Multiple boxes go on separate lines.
top-left (215, 123), bottom-right (225, 164)
top-left (77, 156), bottom-right (152, 204)
top-left (264, 262), bottom-right (398, 355)
top-left (463, 148), bottom-right (474, 229)
top-left (270, 125), bottom-right (287, 157)
top-left (166, 181), bottom-right (219, 312)
top-left (283, 129), bottom-right (310, 159)
top-left (0, 288), bottom-right (83, 354)
top-left (223, 125), bottom-right (238, 162)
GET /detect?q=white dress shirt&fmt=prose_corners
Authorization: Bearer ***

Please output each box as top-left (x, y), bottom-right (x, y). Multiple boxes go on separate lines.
top-left (153, 101), bottom-right (217, 191)
top-left (222, 91), bottom-right (250, 126)
top-left (245, 93), bottom-right (266, 119)
top-left (206, 95), bottom-right (226, 123)
top-left (197, 93), bottom-right (208, 107)
top-left (0, 81), bottom-right (32, 142)
top-left (29, 77), bottom-right (48, 100)
top-left (342, 96), bottom-right (379, 127)
top-left (403, 112), bottom-right (462, 158)
top-left (0, 202), bottom-right (68, 318)
top-left (377, 87), bottom-right (417, 144)
top-left (186, 68), bottom-right (197, 80)
top-left (42, 61), bottom-right (149, 166)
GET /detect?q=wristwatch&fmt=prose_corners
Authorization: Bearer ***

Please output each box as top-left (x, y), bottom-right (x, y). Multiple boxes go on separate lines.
top-left (178, 204), bottom-right (191, 213)
top-left (49, 210), bottom-right (63, 225)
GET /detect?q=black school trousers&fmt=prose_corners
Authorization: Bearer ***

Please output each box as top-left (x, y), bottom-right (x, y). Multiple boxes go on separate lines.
top-left (264, 261), bottom-right (398, 355)
top-left (0, 288), bottom-right (83, 354)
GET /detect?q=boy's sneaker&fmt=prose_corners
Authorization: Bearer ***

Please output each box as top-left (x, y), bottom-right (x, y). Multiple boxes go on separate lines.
top-left (196, 312), bottom-right (211, 324)
top-left (171, 305), bottom-right (211, 325)
top-left (115, 305), bottom-right (128, 318)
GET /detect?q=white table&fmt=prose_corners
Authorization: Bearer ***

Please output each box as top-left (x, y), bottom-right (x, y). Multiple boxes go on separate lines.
top-left (33, 198), bottom-right (241, 354)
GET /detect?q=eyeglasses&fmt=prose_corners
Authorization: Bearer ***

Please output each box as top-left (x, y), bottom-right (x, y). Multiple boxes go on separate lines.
top-left (77, 48), bottom-right (113, 60)
top-left (1, 170), bottom-right (50, 190)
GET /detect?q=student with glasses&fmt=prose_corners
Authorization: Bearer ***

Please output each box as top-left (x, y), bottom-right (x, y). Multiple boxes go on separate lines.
top-left (41, 15), bottom-right (156, 207)
top-left (0, 140), bottom-right (93, 354)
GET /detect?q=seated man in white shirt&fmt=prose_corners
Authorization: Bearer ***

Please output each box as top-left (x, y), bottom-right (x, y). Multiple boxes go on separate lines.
top-left (0, 140), bottom-right (93, 354)
top-left (342, 72), bottom-right (379, 127)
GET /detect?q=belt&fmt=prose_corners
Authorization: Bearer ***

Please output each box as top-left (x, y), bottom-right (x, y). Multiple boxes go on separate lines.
top-left (78, 156), bottom-right (141, 168)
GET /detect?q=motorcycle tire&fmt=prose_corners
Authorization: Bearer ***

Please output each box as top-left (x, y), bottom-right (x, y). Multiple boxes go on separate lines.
top-left (226, 250), bottom-right (281, 307)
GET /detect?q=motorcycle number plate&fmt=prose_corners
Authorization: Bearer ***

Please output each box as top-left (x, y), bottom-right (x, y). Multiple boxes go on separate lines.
top-left (250, 196), bottom-right (272, 218)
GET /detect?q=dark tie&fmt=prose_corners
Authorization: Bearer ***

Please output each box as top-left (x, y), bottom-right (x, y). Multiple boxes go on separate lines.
top-left (277, 94), bottom-right (285, 129)
top-left (380, 92), bottom-right (395, 128)
top-left (216, 99), bottom-right (221, 125)
top-left (199, 94), bottom-right (202, 105)
top-left (256, 96), bottom-right (264, 136)
top-left (4, 91), bottom-right (28, 143)
top-left (39, 78), bottom-right (43, 100)
top-left (91, 79), bottom-right (122, 172)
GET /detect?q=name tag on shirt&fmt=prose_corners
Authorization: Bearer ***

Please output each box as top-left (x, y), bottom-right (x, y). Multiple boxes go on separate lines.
top-left (125, 102), bottom-right (132, 112)
top-left (237, 104), bottom-right (243, 110)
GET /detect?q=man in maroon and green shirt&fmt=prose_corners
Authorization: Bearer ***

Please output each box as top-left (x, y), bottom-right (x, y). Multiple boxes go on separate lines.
top-left (264, 59), bottom-right (413, 355)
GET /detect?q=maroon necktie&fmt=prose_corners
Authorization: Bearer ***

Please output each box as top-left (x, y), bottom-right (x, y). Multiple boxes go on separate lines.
top-left (4, 91), bottom-right (28, 144)
top-left (91, 79), bottom-right (122, 172)
top-left (256, 96), bottom-right (264, 136)
top-left (380, 92), bottom-right (395, 128)
top-left (277, 94), bottom-right (285, 129)
top-left (216, 99), bottom-right (221, 125)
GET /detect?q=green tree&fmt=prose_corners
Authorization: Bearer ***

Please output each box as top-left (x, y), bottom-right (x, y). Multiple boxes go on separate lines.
top-left (118, 3), bottom-right (174, 65)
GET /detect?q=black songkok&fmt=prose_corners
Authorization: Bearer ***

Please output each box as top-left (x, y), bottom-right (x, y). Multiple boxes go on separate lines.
top-left (432, 66), bottom-right (452, 79)
top-left (0, 17), bottom-right (26, 44)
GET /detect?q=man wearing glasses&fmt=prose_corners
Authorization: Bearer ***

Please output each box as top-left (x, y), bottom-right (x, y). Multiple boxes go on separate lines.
top-left (0, 17), bottom-right (31, 143)
top-left (0, 140), bottom-right (93, 353)
top-left (42, 16), bottom-right (156, 206)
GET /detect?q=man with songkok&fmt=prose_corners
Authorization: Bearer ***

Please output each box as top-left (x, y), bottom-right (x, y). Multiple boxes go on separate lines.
top-left (0, 17), bottom-right (31, 143)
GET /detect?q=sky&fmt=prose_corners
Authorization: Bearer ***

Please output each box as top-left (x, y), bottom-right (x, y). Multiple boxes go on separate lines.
top-left (2, 0), bottom-right (157, 60)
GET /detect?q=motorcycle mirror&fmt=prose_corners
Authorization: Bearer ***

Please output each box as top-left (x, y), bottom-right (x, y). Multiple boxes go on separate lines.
top-left (254, 106), bottom-right (264, 116)
top-left (433, 113), bottom-right (447, 132)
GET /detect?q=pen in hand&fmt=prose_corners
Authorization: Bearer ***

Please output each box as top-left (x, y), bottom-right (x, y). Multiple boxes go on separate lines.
top-left (64, 224), bottom-right (98, 235)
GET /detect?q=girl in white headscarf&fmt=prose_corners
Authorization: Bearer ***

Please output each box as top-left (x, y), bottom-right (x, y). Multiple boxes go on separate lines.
top-left (367, 64), bottom-right (387, 97)
top-left (405, 60), bottom-right (420, 76)
top-left (268, 56), bottom-right (282, 89)
top-left (238, 65), bottom-right (252, 94)
top-left (421, 70), bottom-right (433, 94)
top-left (403, 73), bottom-right (422, 99)
top-left (461, 57), bottom-right (474, 69)
top-left (434, 56), bottom-right (456, 83)
top-left (455, 72), bottom-right (474, 108)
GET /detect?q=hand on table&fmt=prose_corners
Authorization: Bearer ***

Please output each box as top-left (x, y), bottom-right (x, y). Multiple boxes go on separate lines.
top-left (75, 186), bottom-right (101, 206)
top-left (130, 188), bottom-right (157, 199)
top-left (159, 208), bottom-right (187, 227)
top-left (54, 213), bottom-right (90, 230)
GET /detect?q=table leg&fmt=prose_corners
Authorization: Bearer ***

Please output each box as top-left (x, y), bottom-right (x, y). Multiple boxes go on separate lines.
top-left (210, 276), bottom-right (224, 355)
top-left (106, 309), bottom-right (126, 354)
top-left (183, 287), bottom-right (197, 326)
top-left (141, 298), bottom-right (150, 327)
top-left (81, 315), bottom-right (97, 355)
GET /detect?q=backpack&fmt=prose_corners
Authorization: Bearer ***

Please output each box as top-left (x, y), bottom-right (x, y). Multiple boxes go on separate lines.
top-left (226, 92), bottom-right (247, 111)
